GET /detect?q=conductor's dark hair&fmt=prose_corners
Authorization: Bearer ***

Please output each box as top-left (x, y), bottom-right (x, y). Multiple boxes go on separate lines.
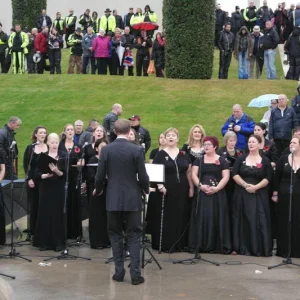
top-left (114, 119), bottom-right (131, 135)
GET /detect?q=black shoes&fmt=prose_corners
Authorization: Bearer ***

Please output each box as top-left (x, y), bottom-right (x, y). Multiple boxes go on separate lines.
top-left (112, 270), bottom-right (125, 282)
top-left (131, 276), bottom-right (145, 285)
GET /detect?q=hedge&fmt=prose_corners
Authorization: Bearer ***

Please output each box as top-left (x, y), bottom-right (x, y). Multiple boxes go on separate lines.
top-left (12, 0), bottom-right (47, 30)
top-left (163, 0), bottom-right (215, 79)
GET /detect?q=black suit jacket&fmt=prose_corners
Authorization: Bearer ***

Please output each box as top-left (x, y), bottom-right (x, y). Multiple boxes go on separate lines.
top-left (95, 138), bottom-right (149, 211)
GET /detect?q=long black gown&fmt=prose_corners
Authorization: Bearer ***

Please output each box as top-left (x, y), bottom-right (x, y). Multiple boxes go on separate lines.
top-left (23, 145), bottom-right (48, 235)
top-left (188, 156), bottom-right (232, 253)
top-left (87, 156), bottom-right (110, 248)
top-left (83, 144), bottom-right (96, 205)
top-left (0, 152), bottom-right (5, 245)
top-left (274, 155), bottom-right (300, 258)
top-left (146, 150), bottom-right (191, 252)
top-left (33, 152), bottom-right (65, 251)
top-left (58, 141), bottom-right (82, 239)
top-left (181, 144), bottom-right (202, 164)
top-left (232, 154), bottom-right (273, 256)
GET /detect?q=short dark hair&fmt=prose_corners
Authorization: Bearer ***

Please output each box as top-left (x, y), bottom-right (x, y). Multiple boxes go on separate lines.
top-left (114, 119), bottom-right (131, 135)
top-left (89, 119), bottom-right (99, 126)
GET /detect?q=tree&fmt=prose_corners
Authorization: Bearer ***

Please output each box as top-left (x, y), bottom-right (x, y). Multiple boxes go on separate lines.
top-left (163, 0), bottom-right (215, 79)
top-left (12, 0), bottom-right (26, 27)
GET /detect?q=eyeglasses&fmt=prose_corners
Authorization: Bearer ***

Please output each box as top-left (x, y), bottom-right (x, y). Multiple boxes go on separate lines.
top-left (203, 143), bottom-right (213, 147)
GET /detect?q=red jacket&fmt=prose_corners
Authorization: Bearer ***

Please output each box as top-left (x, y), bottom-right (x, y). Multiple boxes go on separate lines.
top-left (34, 32), bottom-right (48, 53)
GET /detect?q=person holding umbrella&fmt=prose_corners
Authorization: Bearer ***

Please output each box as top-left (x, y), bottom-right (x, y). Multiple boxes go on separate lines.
top-left (134, 30), bottom-right (152, 76)
top-left (111, 28), bottom-right (125, 75)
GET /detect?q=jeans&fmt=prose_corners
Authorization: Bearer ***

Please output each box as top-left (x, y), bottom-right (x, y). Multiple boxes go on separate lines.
top-left (238, 51), bottom-right (249, 79)
top-left (264, 49), bottom-right (277, 80)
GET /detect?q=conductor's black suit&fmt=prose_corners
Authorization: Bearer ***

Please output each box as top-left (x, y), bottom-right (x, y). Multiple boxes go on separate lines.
top-left (95, 138), bottom-right (149, 280)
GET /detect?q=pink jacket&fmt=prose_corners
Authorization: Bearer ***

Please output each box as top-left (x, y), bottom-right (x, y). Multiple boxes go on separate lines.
top-left (92, 36), bottom-right (110, 58)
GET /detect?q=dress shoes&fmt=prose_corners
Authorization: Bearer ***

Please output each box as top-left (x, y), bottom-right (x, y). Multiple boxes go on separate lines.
top-left (131, 276), bottom-right (145, 285)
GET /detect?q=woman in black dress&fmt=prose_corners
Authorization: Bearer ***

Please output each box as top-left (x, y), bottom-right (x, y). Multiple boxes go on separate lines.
top-left (149, 133), bottom-right (166, 163)
top-left (33, 133), bottom-right (65, 251)
top-left (189, 136), bottom-right (231, 253)
top-left (182, 124), bottom-right (206, 164)
top-left (147, 128), bottom-right (194, 252)
top-left (58, 124), bottom-right (82, 240)
top-left (23, 126), bottom-right (48, 236)
top-left (232, 135), bottom-right (273, 256)
top-left (272, 136), bottom-right (300, 258)
top-left (151, 32), bottom-right (165, 77)
top-left (87, 139), bottom-right (110, 249)
top-left (0, 153), bottom-right (5, 245)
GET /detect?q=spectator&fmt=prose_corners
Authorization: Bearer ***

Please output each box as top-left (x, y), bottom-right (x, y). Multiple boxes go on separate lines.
top-left (79, 119), bottom-right (99, 146)
top-left (244, 1), bottom-right (257, 32)
top-left (215, 3), bottom-right (226, 47)
top-left (234, 26), bottom-right (253, 79)
top-left (124, 8), bottom-right (134, 31)
top-left (5, 28), bottom-right (16, 73)
top-left (82, 26), bottom-right (97, 74)
top-left (36, 9), bottom-right (52, 32)
top-left (130, 8), bottom-right (144, 26)
top-left (52, 12), bottom-right (64, 36)
top-left (291, 2), bottom-right (300, 27)
top-left (92, 29), bottom-right (110, 75)
top-left (91, 11), bottom-right (99, 33)
top-left (284, 26), bottom-right (300, 80)
top-left (48, 28), bottom-right (63, 74)
top-left (249, 26), bottom-right (264, 79)
top-left (34, 27), bottom-right (49, 74)
top-left (261, 21), bottom-right (280, 80)
top-left (74, 120), bottom-right (84, 145)
top-left (122, 26), bottom-right (134, 76)
top-left (8, 24), bottom-right (29, 74)
top-left (151, 32), bottom-right (165, 77)
top-left (100, 8), bottom-right (116, 35)
top-left (231, 6), bottom-right (244, 35)
top-left (79, 9), bottom-right (92, 34)
top-left (284, 3), bottom-right (296, 40)
top-left (0, 116), bottom-right (21, 179)
top-left (26, 28), bottom-right (38, 74)
top-left (269, 94), bottom-right (298, 155)
top-left (106, 31), bottom-right (114, 75)
top-left (256, 0), bottom-right (274, 31)
top-left (0, 23), bottom-right (8, 73)
top-left (134, 30), bottom-right (152, 76)
top-left (111, 28), bottom-right (125, 75)
top-left (218, 23), bottom-right (235, 79)
top-left (274, 3), bottom-right (288, 39)
top-left (129, 115), bottom-right (151, 153)
top-left (261, 99), bottom-right (278, 126)
top-left (143, 4), bottom-right (158, 37)
top-left (67, 27), bottom-right (83, 74)
top-left (102, 103), bottom-right (123, 142)
top-left (64, 9), bottom-right (77, 48)
top-left (221, 104), bottom-right (255, 150)
top-left (291, 85), bottom-right (300, 123)
top-left (113, 10), bottom-right (124, 30)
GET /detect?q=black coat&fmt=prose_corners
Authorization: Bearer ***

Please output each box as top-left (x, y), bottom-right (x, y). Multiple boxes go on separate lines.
top-left (261, 27), bottom-right (280, 50)
top-left (231, 12), bottom-right (244, 30)
top-left (256, 6), bottom-right (274, 22)
top-left (151, 39), bottom-right (165, 70)
top-left (218, 30), bottom-right (235, 52)
top-left (115, 15), bottom-right (124, 29)
top-left (0, 124), bottom-right (18, 160)
top-left (284, 27), bottom-right (300, 57)
top-left (131, 125), bottom-right (151, 153)
top-left (215, 9), bottom-right (226, 29)
top-left (36, 15), bottom-right (52, 30)
top-left (292, 95), bottom-right (300, 123)
top-left (0, 31), bottom-right (8, 55)
top-left (95, 138), bottom-right (149, 211)
top-left (134, 36), bottom-right (152, 56)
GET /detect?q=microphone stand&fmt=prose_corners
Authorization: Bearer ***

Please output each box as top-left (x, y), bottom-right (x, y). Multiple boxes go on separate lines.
top-left (44, 148), bottom-right (90, 261)
top-left (268, 151), bottom-right (300, 270)
top-left (173, 153), bottom-right (219, 266)
top-left (0, 143), bottom-right (31, 262)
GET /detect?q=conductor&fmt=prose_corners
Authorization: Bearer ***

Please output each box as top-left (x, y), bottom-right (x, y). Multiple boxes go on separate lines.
top-left (94, 119), bottom-right (149, 285)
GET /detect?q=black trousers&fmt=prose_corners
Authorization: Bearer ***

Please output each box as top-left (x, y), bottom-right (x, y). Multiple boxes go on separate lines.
top-left (0, 54), bottom-right (7, 73)
top-left (37, 53), bottom-right (47, 74)
top-left (82, 56), bottom-right (96, 74)
top-left (49, 49), bottom-right (61, 74)
top-left (219, 51), bottom-right (232, 79)
top-left (27, 53), bottom-right (36, 74)
top-left (286, 56), bottom-right (300, 81)
top-left (111, 53), bottom-right (124, 75)
top-left (127, 66), bottom-right (134, 76)
top-left (5, 54), bottom-right (11, 73)
top-left (107, 211), bottom-right (142, 279)
top-left (274, 139), bottom-right (290, 156)
top-left (245, 21), bottom-right (256, 32)
top-left (136, 54), bottom-right (149, 76)
top-left (96, 58), bottom-right (108, 75)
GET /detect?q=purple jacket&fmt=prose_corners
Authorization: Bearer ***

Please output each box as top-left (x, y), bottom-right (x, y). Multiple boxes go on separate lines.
top-left (92, 36), bottom-right (110, 58)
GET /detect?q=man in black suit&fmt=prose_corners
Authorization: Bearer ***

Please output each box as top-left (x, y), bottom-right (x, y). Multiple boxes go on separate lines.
top-left (95, 119), bottom-right (149, 285)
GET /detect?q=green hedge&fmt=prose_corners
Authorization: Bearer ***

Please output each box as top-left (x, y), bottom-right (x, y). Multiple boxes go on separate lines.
top-left (12, 0), bottom-right (47, 30)
top-left (163, 0), bottom-right (215, 79)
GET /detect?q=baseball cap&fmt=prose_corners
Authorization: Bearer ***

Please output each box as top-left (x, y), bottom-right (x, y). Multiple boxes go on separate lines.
top-left (129, 115), bottom-right (141, 121)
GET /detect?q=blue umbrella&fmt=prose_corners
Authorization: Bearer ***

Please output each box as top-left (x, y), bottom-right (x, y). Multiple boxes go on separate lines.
top-left (248, 94), bottom-right (279, 108)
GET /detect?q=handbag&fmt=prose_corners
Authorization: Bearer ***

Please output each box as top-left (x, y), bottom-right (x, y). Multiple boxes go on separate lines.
top-left (147, 60), bottom-right (155, 74)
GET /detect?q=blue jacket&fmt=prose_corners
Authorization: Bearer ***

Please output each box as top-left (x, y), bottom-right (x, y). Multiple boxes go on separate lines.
top-left (221, 113), bottom-right (255, 149)
top-left (269, 106), bottom-right (298, 140)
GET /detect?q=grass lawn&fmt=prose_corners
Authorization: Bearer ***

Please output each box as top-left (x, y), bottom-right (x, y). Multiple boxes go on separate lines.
top-left (0, 48), bottom-right (295, 176)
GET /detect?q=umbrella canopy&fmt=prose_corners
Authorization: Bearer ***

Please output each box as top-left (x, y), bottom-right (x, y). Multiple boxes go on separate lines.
top-left (248, 94), bottom-right (279, 108)
top-left (132, 22), bottom-right (159, 31)
top-left (116, 45), bottom-right (125, 66)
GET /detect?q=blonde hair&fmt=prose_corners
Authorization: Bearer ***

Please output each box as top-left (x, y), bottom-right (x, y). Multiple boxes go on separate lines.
top-left (61, 123), bottom-right (74, 140)
top-left (0, 278), bottom-right (14, 300)
top-left (186, 124), bottom-right (206, 147)
top-left (115, 27), bottom-right (122, 34)
top-left (164, 127), bottom-right (179, 139)
top-left (47, 133), bottom-right (60, 143)
top-left (223, 131), bottom-right (237, 145)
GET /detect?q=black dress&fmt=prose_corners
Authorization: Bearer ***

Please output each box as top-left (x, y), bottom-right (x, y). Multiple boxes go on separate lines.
top-left (87, 156), bottom-right (110, 248)
top-left (181, 144), bottom-right (202, 164)
top-left (83, 144), bottom-right (96, 205)
top-left (146, 150), bottom-right (191, 252)
top-left (188, 156), bottom-right (232, 253)
top-left (58, 141), bottom-right (82, 239)
top-left (274, 155), bottom-right (300, 258)
top-left (33, 152), bottom-right (65, 251)
top-left (0, 152), bottom-right (5, 245)
top-left (23, 145), bottom-right (48, 235)
top-left (149, 148), bottom-right (160, 161)
top-left (232, 154), bottom-right (273, 256)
